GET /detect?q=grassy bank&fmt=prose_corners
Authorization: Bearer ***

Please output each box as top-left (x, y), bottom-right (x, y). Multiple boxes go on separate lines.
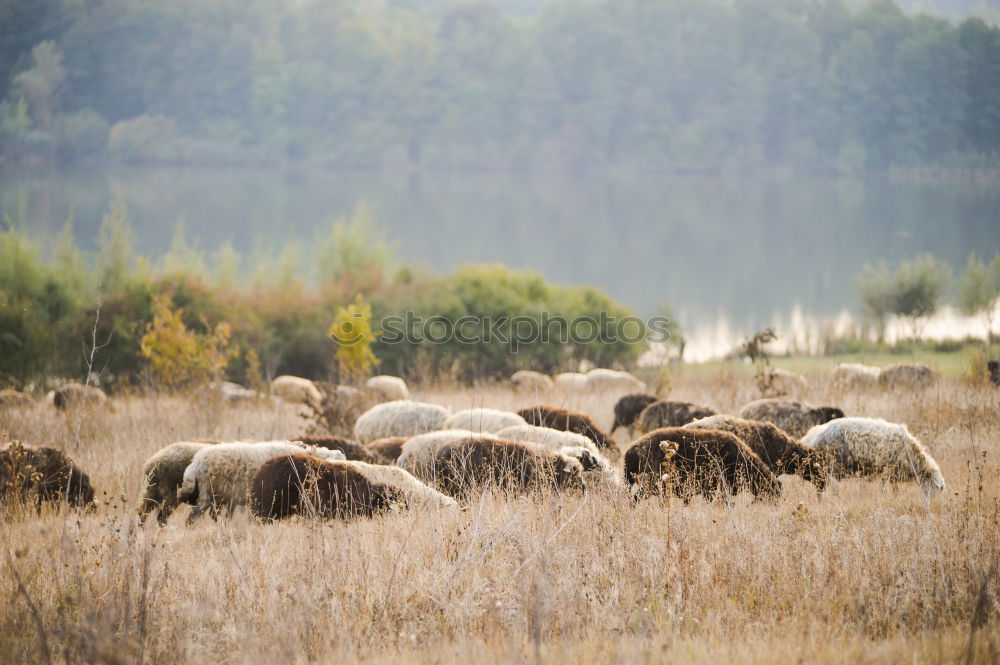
top-left (677, 347), bottom-right (983, 381)
top-left (1, 370), bottom-right (997, 664)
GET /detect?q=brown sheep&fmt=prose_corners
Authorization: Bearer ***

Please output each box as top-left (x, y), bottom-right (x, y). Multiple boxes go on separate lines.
top-left (250, 454), bottom-right (405, 521)
top-left (685, 415), bottom-right (828, 491)
top-left (516, 405), bottom-right (618, 455)
top-left (623, 428), bottom-right (781, 503)
top-left (366, 436), bottom-right (407, 464)
top-left (294, 436), bottom-right (378, 464)
top-left (610, 393), bottom-right (659, 433)
top-left (636, 400), bottom-right (718, 433)
top-left (434, 437), bottom-right (584, 498)
top-left (0, 442), bottom-right (95, 508)
top-left (52, 382), bottom-right (107, 409)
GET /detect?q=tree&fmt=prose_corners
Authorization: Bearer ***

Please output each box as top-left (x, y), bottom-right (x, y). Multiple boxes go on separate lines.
top-left (855, 262), bottom-right (894, 342)
top-left (51, 218), bottom-right (91, 305)
top-left (328, 294), bottom-right (380, 385)
top-left (211, 241), bottom-right (241, 290)
top-left (313, 202), bottom-right (393, 295)
top-left (96, 199), bottom-right (134, 292)
top-left (12, 40), bottom-right (64, 130)
top-left (656, 304), bottom-right (686, 362)
top-left (140, 294), bottom-right (233, 388)
top-left (959, 252), bottom-right (1000, 342)
top-left (889, 254), bottom-right (952, 341)
top-left (160, 221), bottom-right (207, 281)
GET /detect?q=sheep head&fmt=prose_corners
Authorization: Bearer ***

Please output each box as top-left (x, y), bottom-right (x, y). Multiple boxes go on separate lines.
top-left (555, 454), bottom-right (585, 490)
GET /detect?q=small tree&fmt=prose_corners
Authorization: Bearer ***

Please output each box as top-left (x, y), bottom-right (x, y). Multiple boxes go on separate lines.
top-left (12, 41), bottom-right (64, 129)
top-left (140, 294), bottom-right (233, 388)
top-left (959, 252), bottom-right (1000, 343)
top-left (855, 262), bottom-right (894, 342)
top-left (889, 254), bottom-right (952, 341)
top-left (328, 294), bottom-right (380, 385)
top-left (314, 202), bottom-right (394, 295)
top-left (96, 199), bottom-right (134, 292)
top-left (657, 304), bottom-right (686, 362)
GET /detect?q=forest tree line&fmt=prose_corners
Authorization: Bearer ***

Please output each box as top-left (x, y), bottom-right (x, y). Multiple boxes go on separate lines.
top-left (2, 0), bottom-right (1000, 173)
top-left (0, 202), bottom-right (640, 388)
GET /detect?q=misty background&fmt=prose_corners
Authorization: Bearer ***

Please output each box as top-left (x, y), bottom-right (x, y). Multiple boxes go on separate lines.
top-left (2, 0), bottom-right (1000, 353)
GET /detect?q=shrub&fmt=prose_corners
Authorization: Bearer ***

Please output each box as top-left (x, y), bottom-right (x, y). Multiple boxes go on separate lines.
top-left (328, 295), bottom-right (380, 385)
top-left (373, 264), bottom-right (643, 382)
top-left (0, 222), bottom-right (78, 384)
top-left (140, 294), bottom-right (233, 388)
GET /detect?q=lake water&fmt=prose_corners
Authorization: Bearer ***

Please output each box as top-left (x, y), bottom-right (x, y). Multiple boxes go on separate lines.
top-left (4, 166), bottom-right (999, 358)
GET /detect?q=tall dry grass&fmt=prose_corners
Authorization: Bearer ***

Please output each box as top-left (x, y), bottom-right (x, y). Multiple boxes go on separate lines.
top-left (1, 370), bottom-right (998, 664)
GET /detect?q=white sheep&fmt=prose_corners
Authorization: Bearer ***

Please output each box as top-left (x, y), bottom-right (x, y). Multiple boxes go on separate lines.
top-left (584, 368), bottom-right (647, 396)
top-left (270, 375), bottom-right (322, 405)
top-left (511, 370), bottom-right (555, 394)
top-left (800, 417), bottom-right (945, 493)
top-left (136, 441), bottom-right (211, 524)
top-left (444, 408), bottom-right (527, 434)
top-left (340, 460), bottom-right (457, 509)
top-left (554, 372), bottom-right (589, 393)
top-left (353, 400), bottom-right (450, 444)
top-left (396, 429), bottom-right (481, 483)
top-left (203, 381), bottom-right (268, 403)
top-left (366, 375), bottom-right (410, 401)
top-left (496, 424), bottom-right (617, 484)
top-left (177, 441), bottom-right (347, 522)
top-left (554, 369), bottom-right (647, 396)
top-left (831, 363), bottom-right (881, 390)
top-left (760, 368), bottom-right (808, 397)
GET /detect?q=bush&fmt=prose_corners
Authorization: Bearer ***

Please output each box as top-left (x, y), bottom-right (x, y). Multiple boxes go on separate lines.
top-left (0, 224), bottom-right (78, 385)
top-left (140, 294), bottom-right (233, 388)
top-left (328, 295), bottom-right (380, 385)
top-left (373, 264), bottom-right (643, 383)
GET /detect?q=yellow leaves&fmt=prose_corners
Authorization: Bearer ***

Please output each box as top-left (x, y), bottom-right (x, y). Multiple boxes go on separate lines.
top-left (328, 294), bottom-right (380, 385)
top-left (139, 294), bottom-right (234, 388)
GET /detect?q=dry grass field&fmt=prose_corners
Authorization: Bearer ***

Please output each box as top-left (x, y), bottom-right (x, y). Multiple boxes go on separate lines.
top-left (1, 366), bottom-right (998, 664)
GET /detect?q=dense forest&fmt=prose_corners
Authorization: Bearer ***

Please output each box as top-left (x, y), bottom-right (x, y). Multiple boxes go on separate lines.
top-left (2, 0), bottom-right (1000, 173)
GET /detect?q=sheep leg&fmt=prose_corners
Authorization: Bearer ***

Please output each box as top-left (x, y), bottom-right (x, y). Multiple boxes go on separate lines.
top-left (186, 501), bottom-right (208, 525)
top-left (156, 500), bottom-right (177, 525)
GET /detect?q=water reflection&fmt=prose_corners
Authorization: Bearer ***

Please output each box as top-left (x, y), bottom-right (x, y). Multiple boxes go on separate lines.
top-left (3, 166), bottom-right (998, 341)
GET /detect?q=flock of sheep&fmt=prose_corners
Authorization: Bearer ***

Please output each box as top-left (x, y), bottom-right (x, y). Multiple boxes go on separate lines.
top-left (0, 360), bottom-right (948, 524)
top-left (0, 364), bottom-right (945, 523)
